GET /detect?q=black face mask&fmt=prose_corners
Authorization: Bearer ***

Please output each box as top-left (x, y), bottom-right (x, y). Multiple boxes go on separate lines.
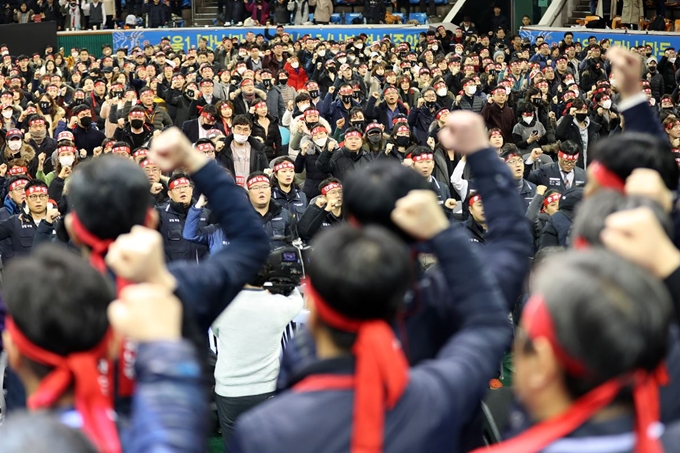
top-left (305, 120), bottom-right (318, 129)
top-left (649, 67), bottom-right (657, 73)
top-left (531, 98), bottom-right (541, 105)
top-left (426, 101), bottom-right (436, 108)
top-left (327, 66), bottom-right (336, 73)
top-left (351, 120), bottom-right (365, 130)
top-left (575, 112), bottom-right (587, 122)
top-left (113, 91), bottom-right (123, 98)
top-left (396, 136), bottom-right (410, 146)
top-left (262, 79), bottom-right (272, 88)
top-left (341, 95), bottom-right (352, 104)
top-left (367, 134), bottom-right (381, 144)
top-left (130, 119), bottom-right (144, 129)
top-left (278, 78), bottom-right (288, 85)
top-left (352, 91), bottom-right (361, 99)
top-left (39, 101), bottom-right (51, 111)
top-left (72, 98), bottom-right (84, 105)
top-left (79, 116), bottom-right (92, 128)
top-left (186, 89), bottom-right (195, 98)
top-left (202, 122), bottom-right (215, 130)
top-left (309, 89), bottom-right (319, 98)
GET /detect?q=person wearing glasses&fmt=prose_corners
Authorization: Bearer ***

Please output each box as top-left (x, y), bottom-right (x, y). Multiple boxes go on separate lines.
top-left (246, 172), bottom-right (296, 249)
top-left (501, 146), bottom-right (537, 211)
top-left (0, 179), bottom-right (52, 261)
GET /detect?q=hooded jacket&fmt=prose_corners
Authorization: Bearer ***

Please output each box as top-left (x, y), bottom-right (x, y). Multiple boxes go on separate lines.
top-left (315, 145), bottom-right (374, 181)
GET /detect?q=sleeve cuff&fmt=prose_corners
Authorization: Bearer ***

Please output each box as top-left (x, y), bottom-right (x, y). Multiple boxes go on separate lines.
top-left (617, 92), bottom-right (647, 112)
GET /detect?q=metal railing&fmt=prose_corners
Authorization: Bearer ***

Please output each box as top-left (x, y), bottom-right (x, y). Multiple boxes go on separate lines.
top-left (539, 0), bottom-right (571, 27)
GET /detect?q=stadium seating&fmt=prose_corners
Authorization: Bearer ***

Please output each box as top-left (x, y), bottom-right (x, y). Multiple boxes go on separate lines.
top-left (345, 12), bottom-right (364, 23)
top-left (409, 12), bottom-right (427, 23)
top-left (330, 13), bottom-right (343, 23)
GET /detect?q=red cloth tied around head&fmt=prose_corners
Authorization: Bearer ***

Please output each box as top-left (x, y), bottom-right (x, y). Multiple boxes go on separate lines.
top-left (304, 278), bottom-right (409, 453)
top-left (5, 318), bottom-right (121, 453)
top-left (70, 211), bottom-right (115, 276)
top-left (470, 295), bottom-right (667, 453)
top-left (589, 161), bottom-right (625, 192)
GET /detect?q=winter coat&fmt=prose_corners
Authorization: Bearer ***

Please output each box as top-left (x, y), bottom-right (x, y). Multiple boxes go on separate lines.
top-left (252, 114), bottom-right (284, 160)
top-left (309, 0), bottom-right (331, 22)
top-left (283, 62), bottom-right (308, 91)
top-left (315, 146), bottom-right (374, 181)
top-left (481, 102), bottom-right (515, 143)
top-left (271, 0), bottom-right (290, 24)
top-left (245, 0), bottom-right (270, 24)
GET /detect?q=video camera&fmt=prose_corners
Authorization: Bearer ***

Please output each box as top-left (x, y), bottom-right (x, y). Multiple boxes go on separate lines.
top-left (261, 244), bottom-right (308, 296)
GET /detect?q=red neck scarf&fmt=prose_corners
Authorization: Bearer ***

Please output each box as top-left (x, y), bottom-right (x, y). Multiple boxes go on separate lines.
top-left (471, 296), bottom-right (666, 453)
top-left (6, 318), bottom-right (121, 453)
top-left (296, 278), bottom-right (409, 453)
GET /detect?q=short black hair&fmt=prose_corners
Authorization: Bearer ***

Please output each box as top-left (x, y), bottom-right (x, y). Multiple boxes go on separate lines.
top-left (68, 156), bottom-right (151, 241)
top-left (5, 245), bottom-right (114, 376)
top-left (559, 140), bottom-right (580, 155)
top-left (592, 132), bottom-right (679, 191)
top-left (232, 114), bottom-right (252, 129)
top-left (24, 178), bottom-right (47, 193)
top-left (128, 104), bottom-right (146, 115)
top-left (202, 104), bottom-right (218, 117)
top-left (318, 177), bottom-right (341, 192)
top-left (71, 104), bottom-right (91, 115)
top-left (343, 161), bottom-right (429, 243)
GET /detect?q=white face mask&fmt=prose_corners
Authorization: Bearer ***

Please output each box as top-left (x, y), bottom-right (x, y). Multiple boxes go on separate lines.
top-left (670, 57), bottom-right (677, 63)
top-left (436, 88), bottom-right (447, 96)
top-left (2, 110), bottom-right (11, 118)
top-left (237, 66), bottom-right (246, 74)
top-left (571, 89), bottom-right (579, 96)
top-left (318, 50), bottom-right (326, 57)
top-left (233, 134), bottom-right (249, 144)
top-left (59, 155), bottom-right (75, 167)
top-left (504, 87), bottom-right (511, 95)
top-left (313, 137), bottom-right (327, 147)
top-left (291, 62), bottom-right (299, 69)
top-left (355, 44), bottom-right (363, 50)
top-left (7, 139), bottom-right (21, 150)
top-left (298, 103), bottom-right (310, 112)
top-left (338, 58), bottom-right (347, 65)
top-left (522, 116), bottom-right (533, 124)
top-left (602, 99), bottom-right (612, 110)
top-left (431, 45), bottom-right (438, 51)
top-left (465, 86), bottom-right (477, 96)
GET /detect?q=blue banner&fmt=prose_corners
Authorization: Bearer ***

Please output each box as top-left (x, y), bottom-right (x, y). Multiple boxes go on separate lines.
top-left (520, 26), bottom-right (680, 58)
top-left (112, 25), bottom-right (429, 52)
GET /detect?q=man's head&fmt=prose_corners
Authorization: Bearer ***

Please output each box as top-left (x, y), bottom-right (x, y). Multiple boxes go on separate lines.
top-left (111, 141), bottom-right (131, 158)
top-left (557, 140), bottom-right (580, 173)
top-left (501, 147), bottom-right (525, 180)
top-left (408, 147), bottom-right (435, 178)
top-left (514, 250), bottom-right (671, 426)
top-left (167, 174), bottom-right (193, 206)
top-left (343, 127), bottom-right (363, 152)
top-left (72, 104), bottom-right (93, 129)
top-left (467, 192), bottom-right (485, 224)
top-left (491, 87), bottom-right (507, 106)
top-left (246, 172), bottom-right (272, 209)
top-left (139, 157), bottom-right (160, 183)
top-left (7, 176), bottom-right (29, 205)
top-left (232, 115), bottom-right (252, 144)
top-left (24, 180), bottom-right (48, 215)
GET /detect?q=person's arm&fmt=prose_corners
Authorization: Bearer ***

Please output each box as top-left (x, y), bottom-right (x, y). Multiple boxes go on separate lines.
top-left (364, 94), bottom-right (379, 121)
top-left (32, 218), bottom-right (57, 248)
top-left (0, 216), bottom-right (14, 240)
top-left (467, 147), bottom-right (533, 309)
top-left (48, 175), bottom-right (65, 203)
top-left (554, 113), bottom-right (572, 141)
top-left (293, 150), bottom-right (306, 173)
top-left (314, 147), bottom-right (335, 174)
top-left (450, 158), bottom-right (468, 199)
top-left (296, 202), bottom-right (327, 241)
top-left (181, 205), bottom-right (211, 246)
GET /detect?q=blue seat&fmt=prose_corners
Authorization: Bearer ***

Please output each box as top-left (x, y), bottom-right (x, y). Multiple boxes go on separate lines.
top-left (212, 18), bottom-right (218, 25)
top-left (409, 12), bottom-right (427, 23)
top-left (330, 13), bottom-right (342, 23)
top-left (309, 13), bottom-right (314, 21)
top-left (176, 19), bottom-right (185, 27)
top-left (392, 12), bottom-right (404, 21)
top-left (279, 126), bottom-right (290, 146)
top-left (345, 12), bottom-right (363, 24)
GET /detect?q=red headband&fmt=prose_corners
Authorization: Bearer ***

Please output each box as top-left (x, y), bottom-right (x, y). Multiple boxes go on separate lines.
top-left (9, 179), bottom-right (27, 191)
top-left (345, 130), bottom-right (362, 139)
top-left (133, 149), bottom-right (148, 158)
top-left (558, 151), bottom-right (579, 162)
top-left (254, 101), bottom-right (267, 110)
top-left (474, 296), bottom-right (667, 453)
top-left (297, 278), bottom-right (409, 452)
top-left (665, 120), bottom-right (680, 130)
top-left (410, 153), bottom-right (433, 162)
top-left (469, 194), bottom-right (481, 206)
top-left (304, 109), bottom-right (319, 117)
top-left (139, 159), bottom-right (157, 168)
top-left (26, 185), bottom-right (47, 195)
top-left (94, 81), bottom-right (105, 87)
top-left (169, 177), bottom-right (191, 190)
top-left (589, 161), bottom-right (625, 192)
top-left (435, 109), bottom-right (449, 121)
top-left (197, 143), bottom-right (215, 152)
top-left (5, 318), bottom-right (121, 453)
top-left (30, 118), bottom-right (46, 126)
top-left (311, 126), bottom-right (327, 136)
top-left (274, 161), bottom-right (295, 172)
top-left (58, 145), bottom-right (76, 155)
top-left (9, 166), bottom-right (27, 176)
top-left (113, 145), bottom-right (130, 154)
top-left (321, 182), bottom-right (342, 195)
top-left (247, 175), bottom-right (270, 189)
top-left (200, 112), bottom-right (215, 122)
top-left (543, 193), bottom-right (561, 207)
top-left (129, 110), bottom-right (145, 119)
top-left (490, 130), bottom-right (502, 137)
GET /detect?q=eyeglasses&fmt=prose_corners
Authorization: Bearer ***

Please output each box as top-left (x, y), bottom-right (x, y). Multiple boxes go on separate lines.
top-left (249, 185), bottom-right (270, 191)
top-left (28, 194), bottom-right (48, 201)
top-left (506, 158), bottom-right (523, 166)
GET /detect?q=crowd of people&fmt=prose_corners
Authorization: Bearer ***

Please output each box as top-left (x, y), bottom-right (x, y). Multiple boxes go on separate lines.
top-left (0, 21), bottom-right (680, 453)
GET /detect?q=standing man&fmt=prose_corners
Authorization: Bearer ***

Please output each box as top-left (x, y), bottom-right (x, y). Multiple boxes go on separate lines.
top-left (481, 87), bottom-right (515, 143)
top-left (0, 179), bottom-right (50, 260)
top-left (524, 140), bottom-right (586, 193)
top-left (246, 172), bottom-right (296, 248)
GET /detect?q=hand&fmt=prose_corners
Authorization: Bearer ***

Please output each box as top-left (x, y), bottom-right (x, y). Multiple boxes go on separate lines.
top-left (548, 111), bottom-right (556, 120)
top-left (417, 98), bottom-right (425, 108)
top-left (0, 164), bottom-right (7, 177)
top-left (391, 190), bottom-right (449, 241)
top-left (105, 225), bottom-right (178, 290)
top-left (536, 185), bottom-right (547, 195)
top-left (301, 141), bottom-right (310, 155)
top-left (315, 195), bottom-right (327, 208)
top-left (46, 208), bottom-right (60, 223)
top-left (597, 107), bottom-right (604, 116)
top-left (195, 194), bottom-right (208, 208)
top-left (530, 147), bottom-right (543, 161)
top-left (438, 110), bottom-right (490, 155)
top-left (68, 116), bottom-right (78, 128)
top-left (58, 165), bottom-right (72, 179)
top-left (150, 127), bottom-right (207, 174)
top-left (625, 168), bottom-right (674, 213)
top-left (230, 92), bottom-right (237, 100)
top-left (601, 207), bottom-right (680, 279)
top-left (287, 100), bottom-right (293, 111)
top-left (427, 136), bottom-right (436, 150)
top-left (108, 284), bottom-right (182, 342)
top-left (150, 182), bottom-right (164, 195)
top-left (263, 168), bottom-right (273, 176)
top-left (607, 46), bottom-right (643, 101)
top-left (79, 149), bottom-right (87, 159)
top-left (444, 198), bottom-right (457, 210)
top-left (93, 146), bottom-right (103, 157)
top-left (402, 157), bottom-right (413, 167)
top-left (372, 91), bottom-right (380, 99)
top-left (385, 143), bottom-right (394, 154)
top-left (38, 153), bottom-right (46, 168)
top-left (336, 117), bottom-right (345, 128)
top-left (569, 107), bottom-right (577, 117)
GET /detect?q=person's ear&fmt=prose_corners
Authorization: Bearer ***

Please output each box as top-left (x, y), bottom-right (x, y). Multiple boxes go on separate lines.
top-left (3, 331), bottom-right (22, 372)
top-left (145, 208), bottom-right (159, 230)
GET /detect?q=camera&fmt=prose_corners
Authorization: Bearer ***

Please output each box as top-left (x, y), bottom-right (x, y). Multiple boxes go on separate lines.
top-left (260, 245), bottom-right (307, 296)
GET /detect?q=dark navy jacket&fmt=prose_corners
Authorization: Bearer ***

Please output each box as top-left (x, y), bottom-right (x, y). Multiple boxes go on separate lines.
top-left (524, 161), bottom-right (586, 194)
top-left (231, 222), bottom-right (513, 453)
top-left (0, 211), bottom-right (40, 260)
top-left (271, 185), bottom-right (308, 221)
top-left (156, 201), bottom-right (210, 263)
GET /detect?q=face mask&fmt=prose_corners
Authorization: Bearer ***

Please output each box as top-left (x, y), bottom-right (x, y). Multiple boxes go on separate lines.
top-left (327, 66), bottom-right (336, 73)
top-left (1, 110), bottom-right (11, 118)
top-left (575, 112), bottom-right (587, 122)
top-left (130, 119), bottom-right (144, 129)
top-left (7, 140), bottom-right (21, 151)
top-left (298, 103), bottom-right (310, 112)
top-left (318, 50), bottom-right (326, 57)
top-left (279, 78), bottom-right (288, 85)
top-left (201, 122), bottom-right (214, 130)
top-left (32, 129), bottom-right (46, 141)
top-left (670, 57), bottom-right (676, 63)
top-left (309, 90), bottom-right (319, 98)
top-left (73, 98), bottom-right (84, 105)
top-left (426, 101), bottom-right (436, 108)
top-left (602, 100), bottom-right (612, 110)
top-left (234, 133), bottom-right (249, 144)
top-left (522, 116), bottom-right (533, 124)
top-left (355, 44), bottom-right (363, 50)
top-left (59, 155), bottom-right (75, 167)
top-left (262, 79), bottom-right (272, 88)
top-left (649, 66), bottom-right (657, 73)
top-left (436, 88), bottom-right (447, 96)
top-left (571, 89), bottom-right (579, 97)
top-left (338, 58), bottom-right (347, 64)
top-left (396, 136), bottom-right (410, 146)
top-left (351, 120), bottom-right (365, 130)
top-left (39, 101), bottom-right (51, 111)
top-left (504, 87), bottom-right (511, 95)
top-left (186, 89), bottom-right (195, 98)
top-left (80, 116), bottom-right (92, 128)
top-left (291, 62), bottom-right (299, 69)
top-left (465, 86), bottom-right (477, 96)
top-left (367, 134), bottom-right (381, 144)
top-left (352, 92), bottom-right (361, 99)
top-left (432, 45), bottom-right (438, 51)
top-left (341, 95), bottom-right (352, 104)
top-left (237, 66), bottom-right (246, 74)
top-left (313, 137), bottom-right (327, 147)
top-left (113, 91), bottom-right (123, 98)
